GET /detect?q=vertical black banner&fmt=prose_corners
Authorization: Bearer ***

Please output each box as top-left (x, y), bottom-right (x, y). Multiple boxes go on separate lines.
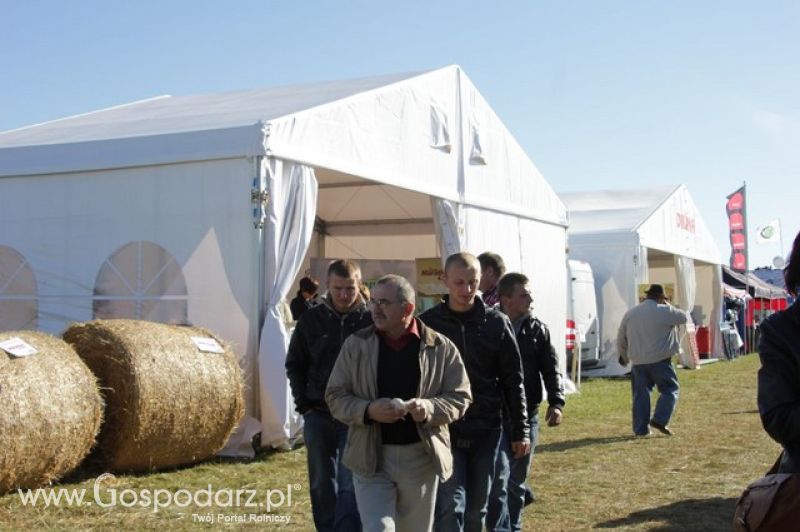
top-left (726, 186), bottom-right (747, 272)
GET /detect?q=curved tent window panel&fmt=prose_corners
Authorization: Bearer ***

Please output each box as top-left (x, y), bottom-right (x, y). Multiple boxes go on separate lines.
top-left (0, 245), bottom-right (37, 331)
top-left (93, 241), bottom-right (188, 324)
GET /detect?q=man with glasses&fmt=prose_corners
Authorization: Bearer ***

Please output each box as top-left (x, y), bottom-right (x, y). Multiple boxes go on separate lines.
top-left (421, 252), bottom-right (529, 532)
top-left (326, 274), bottom-right (472, 531)
top-left (286, 259), bottom-right (372, 532)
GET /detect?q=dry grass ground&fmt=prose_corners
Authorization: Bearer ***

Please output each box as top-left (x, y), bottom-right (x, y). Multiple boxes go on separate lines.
top-left (0, 353), bottom-right (777, 531)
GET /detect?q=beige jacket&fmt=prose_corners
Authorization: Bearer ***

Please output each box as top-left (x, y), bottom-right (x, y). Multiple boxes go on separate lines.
top-left (325, 319), bottom-right (471, 480)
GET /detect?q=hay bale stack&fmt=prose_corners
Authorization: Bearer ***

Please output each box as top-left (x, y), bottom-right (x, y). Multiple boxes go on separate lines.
top-left (0, 331), bottom-right (103, 494)
top-left (63, 319), bottom-right (244, 472)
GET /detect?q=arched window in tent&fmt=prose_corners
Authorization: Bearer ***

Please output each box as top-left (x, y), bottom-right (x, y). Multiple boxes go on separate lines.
top-left (93, 241), bottom-right (188, 324)
top-left (0, 245), bottom-right (38, 331)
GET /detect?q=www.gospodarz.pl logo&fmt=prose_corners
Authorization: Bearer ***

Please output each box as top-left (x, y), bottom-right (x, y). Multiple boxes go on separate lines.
top-left (17, 473), bottom-right (299, 517)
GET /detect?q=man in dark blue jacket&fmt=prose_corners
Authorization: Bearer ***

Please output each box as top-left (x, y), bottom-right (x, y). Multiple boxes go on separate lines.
top-left (286, 259), bottom-right (373, 532)
top-left (487, 272), bottom-right (565, 531)
top-left (421, 252), bottom-right (529, 532)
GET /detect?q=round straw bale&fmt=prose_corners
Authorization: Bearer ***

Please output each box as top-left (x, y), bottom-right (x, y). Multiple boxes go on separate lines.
top-left (0, 331), bottom-right (103, 494)
top-left (62, 319), bottom-right (244, 472)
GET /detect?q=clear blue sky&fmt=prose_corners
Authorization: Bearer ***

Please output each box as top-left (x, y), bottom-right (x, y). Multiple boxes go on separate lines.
top-left (3, 1), bottom-right (798, 268)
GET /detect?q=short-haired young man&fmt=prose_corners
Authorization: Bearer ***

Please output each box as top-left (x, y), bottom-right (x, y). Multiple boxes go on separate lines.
top-left (326, 274), bottom-right (472, 531)
top-left (286, 259), bottom-right (373, 532)
top-left (420, 252), bottom-right (529, 531)
top-left (487, 273), bottom-right (565, 531)
top-left (477, 252), bottom-right (506, 307)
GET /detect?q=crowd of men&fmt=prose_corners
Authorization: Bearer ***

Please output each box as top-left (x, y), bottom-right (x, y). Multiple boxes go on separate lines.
top-left (286, 251), bottom-right (566, 532)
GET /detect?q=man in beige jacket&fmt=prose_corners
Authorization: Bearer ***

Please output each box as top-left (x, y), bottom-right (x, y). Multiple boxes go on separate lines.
top-left (326, 274), bottom-right (472, 532)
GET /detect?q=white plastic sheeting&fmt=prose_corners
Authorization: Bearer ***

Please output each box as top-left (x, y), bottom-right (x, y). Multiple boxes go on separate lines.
top-left (93, 240), bottom-right (189, 323)
top-left (432, 199), bottom-right (466, 258)
top-left (257, 160), bottom-right (318, 449)
top-left (520, 219), bottom-right (569, 376)
top-left (674, 255), bottom-right (697, 369)
top-left (0, 245), bottom-right (37, 330)
top-left (563, 185), bottom-right (723, 376)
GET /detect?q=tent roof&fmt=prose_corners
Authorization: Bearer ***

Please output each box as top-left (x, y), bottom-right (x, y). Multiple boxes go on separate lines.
top-left (561, 186), bottom-right (677, 234)
top-left (562, 185), bottom-right (721, 264)
top-left (0, 66), bottom-right (566, 227)
top-left (0, 71), bottom-right (420, 147)
top-left (722, 265), bottom-right (787, 299)
top-left (723, 283), bottom-right (749, 299)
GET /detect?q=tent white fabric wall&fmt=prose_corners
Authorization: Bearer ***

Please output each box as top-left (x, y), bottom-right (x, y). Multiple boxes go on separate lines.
top-left (563, 185), bottom-right (723, 376)
top-left (257, 159), bottom-right (318, 449)
top-left (0, 158), bottom-right (264, 457)
top-left (0, 66), bottom-right (568, 451)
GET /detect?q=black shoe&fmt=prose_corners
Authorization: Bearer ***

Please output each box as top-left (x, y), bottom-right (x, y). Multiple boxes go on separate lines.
top-left (524, 487), bottom-right (536, 506)
top-left (649, 421), bottom-right (673, 436)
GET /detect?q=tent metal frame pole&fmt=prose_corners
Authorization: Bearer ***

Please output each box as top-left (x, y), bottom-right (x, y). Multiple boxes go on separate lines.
top-left (255, 156), bottom-right (267, 340)
top-left (743, 180), bottom-right (751, 352)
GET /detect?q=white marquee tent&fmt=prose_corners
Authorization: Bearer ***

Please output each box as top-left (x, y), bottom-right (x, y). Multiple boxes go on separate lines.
top-left (0, 66), bottom-right (568, 454)
top-left (562, 185), bottom-right (723, 376)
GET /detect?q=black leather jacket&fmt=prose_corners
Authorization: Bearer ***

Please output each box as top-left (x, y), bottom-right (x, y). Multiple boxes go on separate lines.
top-left (513, 313), bottom-right (565, 414)
top-left (758, 301), bottom-right (800, 473)
top-left (420, 296), bottom-right (529, 441)
top-left (286, 296), bottom-right (372, 414)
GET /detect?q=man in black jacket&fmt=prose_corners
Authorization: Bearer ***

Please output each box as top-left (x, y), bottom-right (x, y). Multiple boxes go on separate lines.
top-left (285, 259), bottom-right (372, 532)
top-left (420, 252), bottom-right (529, 532)
top-left (758, 229), bottom-right (800, 473)
top-left (487, 272), bottom-right (565, 531)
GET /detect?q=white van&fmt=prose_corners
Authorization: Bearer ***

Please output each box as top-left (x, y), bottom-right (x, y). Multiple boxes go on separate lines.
top-left (566, 260), bottom-right (600, 369)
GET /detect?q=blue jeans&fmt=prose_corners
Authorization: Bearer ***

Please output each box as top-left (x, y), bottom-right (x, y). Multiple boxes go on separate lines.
top-left (434, 427), bottom-right (501, 532)
top-left (631, 359), bottom-right (680, 435)
top-left (303, 409), bottom-right (361, 532)
top-left (486, 416), bottom-right (539, 532)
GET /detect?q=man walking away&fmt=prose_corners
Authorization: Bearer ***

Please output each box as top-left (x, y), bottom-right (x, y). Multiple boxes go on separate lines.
top-left (326, 274), bottom-right (472, 532)
top-left (286, 259), bottom-right (373, 531)
top-left (617, 284), bottom-right (688, 437)
top-left (421, 252), bottom-right (529, 532)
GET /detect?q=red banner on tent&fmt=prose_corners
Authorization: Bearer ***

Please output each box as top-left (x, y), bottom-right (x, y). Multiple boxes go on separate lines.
top-left (726, 186), bottom-right (747, 272)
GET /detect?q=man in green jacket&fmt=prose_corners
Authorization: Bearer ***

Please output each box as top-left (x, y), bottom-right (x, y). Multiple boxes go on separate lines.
top-left (326, 274), bottom-right (472, 531)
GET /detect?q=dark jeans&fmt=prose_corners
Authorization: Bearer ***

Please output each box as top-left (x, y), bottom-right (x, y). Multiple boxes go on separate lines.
top-left (631, 359), bottom-right (679, 435)
top-left (434, 426), bottom-right (502, 532)
top-left (303, 409), bottom-right (360, 532)
top-left (486, 416), bottom-right (539, 531)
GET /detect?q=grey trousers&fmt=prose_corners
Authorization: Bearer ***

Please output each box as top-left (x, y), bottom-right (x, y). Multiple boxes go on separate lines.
top-left (353, 442), bottom-right (439, 532)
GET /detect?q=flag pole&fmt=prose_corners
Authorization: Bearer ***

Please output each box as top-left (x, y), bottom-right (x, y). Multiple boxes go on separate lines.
top-left (743, 180), bottom-right (751, 352)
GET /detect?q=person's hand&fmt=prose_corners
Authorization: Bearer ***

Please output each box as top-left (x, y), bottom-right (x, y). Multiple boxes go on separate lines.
top-left (545, 406), bottom-right (563, 427)
top-left (405, 398), bottom-right (430, 422)
top-left (367, 398), bottom-right (407, 423)
top-left (511, 439), bottom-right (531, 459)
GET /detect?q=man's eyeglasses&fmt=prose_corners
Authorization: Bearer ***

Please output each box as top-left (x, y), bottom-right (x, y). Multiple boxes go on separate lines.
top-left (369, 298), bottom-right (404, 308)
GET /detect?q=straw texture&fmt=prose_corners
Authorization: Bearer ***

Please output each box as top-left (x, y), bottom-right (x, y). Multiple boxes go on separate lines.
top-left (63, 320), bottom-right (244, 472)
top-left (0, 331), bottom-right (103, 493)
